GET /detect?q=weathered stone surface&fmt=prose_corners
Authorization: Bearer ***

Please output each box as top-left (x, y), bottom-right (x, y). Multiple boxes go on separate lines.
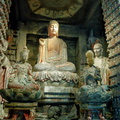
top-left (0, 88), bottom-right (42, 102)
top-left (34, 71), bottom-right (79, 87)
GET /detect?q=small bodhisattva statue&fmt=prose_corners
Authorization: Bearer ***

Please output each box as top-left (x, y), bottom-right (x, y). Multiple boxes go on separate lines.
top-left (8, 46), bottom-right (39, 90)
top-left (93, 43), bottom-right (110, 85)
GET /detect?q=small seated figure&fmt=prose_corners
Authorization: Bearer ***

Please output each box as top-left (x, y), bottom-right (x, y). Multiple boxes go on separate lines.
top-left (34, 20), bottom-right (76, 73)
top-left (77, 74), bottom-right (111, 103)
top-left (8, 46), bottom-right (39, 90)
top-left (83, 50), bottom-right (101, 85)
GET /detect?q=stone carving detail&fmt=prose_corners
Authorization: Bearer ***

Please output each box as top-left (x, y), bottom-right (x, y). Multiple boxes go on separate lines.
top-left (34, 71), bottom-right (79, 87)
top-left (47, 105), bottom-right (77, 120)
top-left (0, 88), bottom-right (42, 102)
top-left (28, 0), bottom-right (83, 18)
top-left (0, 0), bottom-right (12, 100)
top-left (0, 0), bottom-right (12, 41)
top-left (0, 37), bottom-right (11, 103)
top-left (93, 43), bottom-right (111, 85)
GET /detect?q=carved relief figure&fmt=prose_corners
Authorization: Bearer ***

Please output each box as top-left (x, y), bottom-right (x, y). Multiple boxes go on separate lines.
top-left (8, 46), bottom-right (39, 90)
top-left (93, 43), bottom-right (110, 85)
top-left (34, 20), bottom-right (76, 72)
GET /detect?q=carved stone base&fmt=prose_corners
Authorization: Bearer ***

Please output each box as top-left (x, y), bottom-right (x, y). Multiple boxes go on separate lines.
top-left (3, 102), bottom-right (37, 120)
top-left (38, 86), bottom-right (78, 104)
top-left (79, 103), bottom-right (106, 120)
top-left (36, 86), bottom-right (79, 119)
top-left (34, 71), bottom-right (79, 87)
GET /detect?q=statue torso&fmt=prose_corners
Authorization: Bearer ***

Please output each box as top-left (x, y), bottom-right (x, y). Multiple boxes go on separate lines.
top-left (47, 38), bottom-right (60, 58)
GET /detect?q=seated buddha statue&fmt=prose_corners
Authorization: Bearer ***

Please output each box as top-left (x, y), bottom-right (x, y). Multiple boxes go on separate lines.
top-left (34, 20), bottom-right (76, 73)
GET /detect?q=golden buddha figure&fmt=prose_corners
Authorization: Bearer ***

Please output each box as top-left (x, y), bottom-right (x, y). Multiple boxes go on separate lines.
top-left (34, 20), bottom-right (76, 72)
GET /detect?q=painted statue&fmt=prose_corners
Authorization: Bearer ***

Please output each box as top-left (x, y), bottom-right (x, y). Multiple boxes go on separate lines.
top-left (83, 50), bottom-right (101, 85)
top-left (34, 20), bottom-right (76, 72)
top-left (0, 39), bottom-right (11, 102)
top-left (8, 46), bottom-right (39, 90)
top-left (93, 43), bottom-right (110, 85)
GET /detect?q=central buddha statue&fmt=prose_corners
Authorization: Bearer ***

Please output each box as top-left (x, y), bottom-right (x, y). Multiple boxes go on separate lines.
top-left (34, 20), bottom-right (76, 72)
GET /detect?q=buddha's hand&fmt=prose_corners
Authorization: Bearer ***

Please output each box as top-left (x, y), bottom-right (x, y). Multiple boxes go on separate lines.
top-left (39, 38), bottom-right (45, 46)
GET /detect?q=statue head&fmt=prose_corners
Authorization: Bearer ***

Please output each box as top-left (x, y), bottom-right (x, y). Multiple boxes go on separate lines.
top-left (85, 50), bottom-right (94, 66)
top-left (87, 58), bottom-right (94, 67)
top-left (20, 46), bottom-right (30, 62)
top-left (93, 43), bottom-right (103, 57)
top-left (48, 20), bottom-right (59, 37)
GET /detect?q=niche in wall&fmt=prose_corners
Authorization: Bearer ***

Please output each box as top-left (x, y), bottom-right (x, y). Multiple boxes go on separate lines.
top-left (27, 34), bottom-right (78, 69)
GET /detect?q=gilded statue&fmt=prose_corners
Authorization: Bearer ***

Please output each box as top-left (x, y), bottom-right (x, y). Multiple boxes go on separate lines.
top-left (93, 43), bottom-right (110, 85)
top-left (34, 20), bottom-right (76, 72)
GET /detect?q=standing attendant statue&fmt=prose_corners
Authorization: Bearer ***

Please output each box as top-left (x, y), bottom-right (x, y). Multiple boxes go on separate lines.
top-left (83, 50), bottom-right (101, 85)
top-left (93, 43), bottom-right (110, 85)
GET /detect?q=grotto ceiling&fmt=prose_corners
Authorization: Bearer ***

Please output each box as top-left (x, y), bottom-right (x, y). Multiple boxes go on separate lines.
top-left (27, 0), bottom-right (83, 19)
top-left (10, 0), bottom-right (103, 29)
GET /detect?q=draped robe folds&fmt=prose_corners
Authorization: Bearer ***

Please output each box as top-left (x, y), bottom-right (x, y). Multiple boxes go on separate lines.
top-left (34, 37), bottom-right (76, 72)
top-left (38, 38), bottom-right (67, 65)
top-left (94, 57), bottom-right (110, 85)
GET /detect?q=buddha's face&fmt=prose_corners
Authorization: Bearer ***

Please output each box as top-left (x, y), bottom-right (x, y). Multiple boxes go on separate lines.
top-left (93, 44), bottom-right (102, 57)
top-left (48, 23), bottom-right (59, 37)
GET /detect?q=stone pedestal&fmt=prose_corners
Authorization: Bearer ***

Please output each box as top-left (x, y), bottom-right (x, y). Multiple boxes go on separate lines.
top-left (38, 86), bottom-right (78, 105)
top-left (36, 86), bottom-right (78, 119)
top-left (3, 102), bottom-right (37, 120)
top-left (79, 103), bottom-right (106, 120)
top-left (34, 71), bottom-right (79, 119)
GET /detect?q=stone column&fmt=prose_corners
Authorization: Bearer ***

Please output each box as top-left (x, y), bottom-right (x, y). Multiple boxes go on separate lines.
top-left (16, 23), bottom-right (27, 61)
top-left (76, 29), bottom-right (87, 86)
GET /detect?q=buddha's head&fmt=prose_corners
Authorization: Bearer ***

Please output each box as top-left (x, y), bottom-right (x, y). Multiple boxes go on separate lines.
top-left (20, 46), bottom-right (30, 62)
top-left (93, 43), bottom-right (103, 57)
top-left (48, 20), bottom-right (59, 37)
